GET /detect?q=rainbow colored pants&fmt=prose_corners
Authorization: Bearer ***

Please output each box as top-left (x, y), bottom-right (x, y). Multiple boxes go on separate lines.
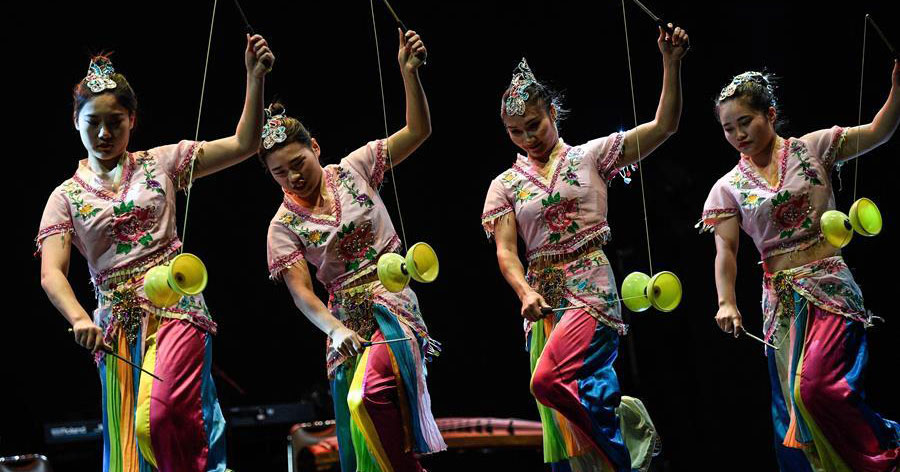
top-left (529, 309), bottom-right (657, 472)
top-left (330, 305), bottom-right (444, 472)
top-left (98, 316), bottom-right (226, 472)
top-left (768, 292), bottom-right (899, 471)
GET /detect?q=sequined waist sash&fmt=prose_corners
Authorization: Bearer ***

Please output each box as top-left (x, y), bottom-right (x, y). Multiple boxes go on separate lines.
top-left (92, 238), bottom-right (182, 290)
top-left (761, 255), bottom-right (869, 342)
top-left (94, 265), bottom-right (217, 348)
top-left (528, 228), bottom-right (609, 270)
top-left (329, 282), bottom-right (379, 341)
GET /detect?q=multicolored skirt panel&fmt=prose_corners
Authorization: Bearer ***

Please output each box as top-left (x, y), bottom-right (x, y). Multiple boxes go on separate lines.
top-left (764, 259), bottom-right (899, 471)
top-left (99, 315), bottom-right (226, 472)
top-left (330, 304), bottom-right (445, 472)
top-left (528, 309), bottom-right (658, 472)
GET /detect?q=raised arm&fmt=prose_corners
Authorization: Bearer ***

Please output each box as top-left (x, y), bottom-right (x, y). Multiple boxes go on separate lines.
top-left (617, 24), bottom-right (689, 168)
top-left (494, 213), bottom-right (547, 322)
top-left (193, 34), bottom-right (275, 178)
top-left (386, 29), bottom-right (431, 167)
top-left (837, 60), bottom-right (900, 162)
top-left (282, 261), bottom-right (367, 358)
top-left (40, 233), bottom-right (107, 352)
top-left (713, 217), bottom-right (743, 336)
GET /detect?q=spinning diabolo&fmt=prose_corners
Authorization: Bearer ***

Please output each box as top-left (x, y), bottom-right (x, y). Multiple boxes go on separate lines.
top-left (821, 198), bottom-right (882, 248)
top-left (143, 253), bottom-right (208, 308)
top-left (620, 271), bottom-right (682, 312)
top-left (377, 242), bottom-right (439, 293)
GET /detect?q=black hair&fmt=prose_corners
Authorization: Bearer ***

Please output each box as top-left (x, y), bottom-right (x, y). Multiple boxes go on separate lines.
top-left (714, 70), bottom-right (786, 131)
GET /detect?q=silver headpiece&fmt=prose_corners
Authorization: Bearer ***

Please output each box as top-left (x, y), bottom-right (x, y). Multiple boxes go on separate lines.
top-left (504, 58), bottom-right (538, 116)
top-left (719, 71), bottom-right (773, 101)
top-left (262, 107), bottom-right (288, 150)
top-left (84, 56), bottom-right (117, 93)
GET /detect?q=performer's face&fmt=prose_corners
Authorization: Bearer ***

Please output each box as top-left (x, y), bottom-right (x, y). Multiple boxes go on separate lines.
top-left (265, 139), bottom-right (323, 199)
top-left (74, 94), bottom-right (135, 162)
top-left (718, 98), bottom-right (776, 157)
top-left (503, 102), bottom-right (559, 161)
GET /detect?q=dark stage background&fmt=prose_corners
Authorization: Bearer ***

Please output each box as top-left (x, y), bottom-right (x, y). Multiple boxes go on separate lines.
top-left (5, 1), bottom-right (898, 470)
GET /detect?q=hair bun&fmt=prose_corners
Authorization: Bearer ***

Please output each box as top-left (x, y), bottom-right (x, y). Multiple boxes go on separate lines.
top-left (267, 102), bottom-right (286, 116)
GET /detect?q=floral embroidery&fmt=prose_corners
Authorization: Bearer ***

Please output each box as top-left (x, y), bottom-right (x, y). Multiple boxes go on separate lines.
top-left (792, 142), bottom-right (823, 186)
top-left (303, 229), bottom-right (328, 246)
top-left (280, 214), bottom-right (330, 247)
top-left (336, 166), bottom-right (374, 209)
top-left (563, 251), bottom-right (617, 304)
top-left (177, 295), bottom-right (211, 318)
top-left (770, 190), bottom-right (812, 239)
top-left (111, 200), bottom-right (156, 254)
top-left (336, 221), bottom-right (377, 271)
top-left (541, 192), bottom-right (579, 244)
top-left (570, 277), bottom-right (618, 305)
top-left (62, 181), bottom-right (101, 221)
top-left (499, 171), bottom-right (518, 187)
top-left (135, 152), bottom-right (165, 195)
top-left (563, 148), bottom-right (583, 187)
top-left (729, 171), bottom-right (750, 189)
top-left (513, 182), bottom-right (538, 203)
top-left (740, 191), bottom-right (766, 210)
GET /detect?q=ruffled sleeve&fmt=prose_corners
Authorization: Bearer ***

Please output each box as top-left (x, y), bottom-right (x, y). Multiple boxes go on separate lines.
top-left (267, 214), bottom-right (306, 280)
top-left (149, 140), bottom-right (206, 191)
top-left (35, 185), bottom-right (75, 256)
top-left (582, 131), bottom-right (629, 182)
top-left (481, 178), bottom-right (514, 238)
top-left (696, 177), bottom-right (740, 233)
top-left (800, 125), bottom-right (848, 171)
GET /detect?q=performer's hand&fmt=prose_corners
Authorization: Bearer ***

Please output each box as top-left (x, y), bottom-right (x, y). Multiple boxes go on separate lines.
top-left (246, 34), bottom-right (275, 78)
top-left (398, 28), bottom-right (427, 72)
top-left (330, 326), bottom-right (367, 357)
top-left (72, 319), bottom-right (109, 353)
top-left (521, 290), bottom-right (550, 322)
top-left (715, 303), bottom-right (743, 338)
top-left (658, 23), bottom-right (689, 60)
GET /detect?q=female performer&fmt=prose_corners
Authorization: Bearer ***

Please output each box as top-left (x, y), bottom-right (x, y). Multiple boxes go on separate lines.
top-left (263, 29), bottom-right (444, 472)
top-left (481, 25), bottom-right (688, 471)
top-left (37, 35), bottom-right (274, 471)
top-left (700, 62), bottom-right (900, 470)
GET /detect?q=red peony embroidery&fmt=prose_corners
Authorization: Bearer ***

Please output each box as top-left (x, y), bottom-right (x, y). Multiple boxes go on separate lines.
top-left (541, 192), bottom-right (580, 243)
top-left (111, 201), bottom-right (155, 253)
top-left (337, 221), bottom-right (377, 270)
top-left (770, 191), bottom-right (812, 239)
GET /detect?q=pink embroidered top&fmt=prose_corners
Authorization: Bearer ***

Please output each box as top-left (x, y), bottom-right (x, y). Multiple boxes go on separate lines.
top-left (36, 141), bottom-right (217, 339)
top-left (266, 139), bottom-right (398, 289)
top-left (266, 139), bottom-right (433, 376)
top-left (481, 133), bottom-right (631, 334)
top-left (480, 133), bottom-right (626, 261)
top-left (698, 126), bottom-right (849, 260)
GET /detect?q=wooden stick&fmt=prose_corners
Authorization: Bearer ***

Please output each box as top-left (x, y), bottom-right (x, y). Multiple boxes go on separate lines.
top-left (362, 337), bottom-right (412, 348)
top-left (381, 0), bottom-right (408, 31)
top-left (540, 294), bottom-right (651, 315)
top-left (233, 0), bottom-right (255, 35)
top-left (867, 14), bottom-right (899, 59)
top-left (743, 330), bottom-right (778, 350)
top-left (630, 0), bottom-right (674, 33)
